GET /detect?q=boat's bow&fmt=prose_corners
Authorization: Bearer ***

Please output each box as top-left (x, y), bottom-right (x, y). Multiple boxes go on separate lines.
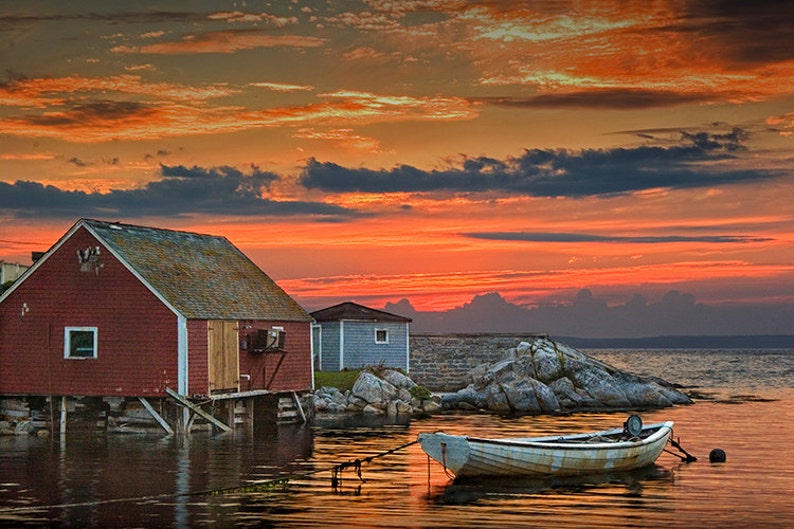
top-left (418, 432), bottom-right (471, 476)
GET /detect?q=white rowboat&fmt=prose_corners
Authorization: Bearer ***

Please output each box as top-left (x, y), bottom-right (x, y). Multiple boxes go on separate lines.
top-left (418, 417), bottom-right (674, 478)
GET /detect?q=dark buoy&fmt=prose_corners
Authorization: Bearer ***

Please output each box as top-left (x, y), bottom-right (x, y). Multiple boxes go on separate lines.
top-left (709, 448), bottom-right (726, 463)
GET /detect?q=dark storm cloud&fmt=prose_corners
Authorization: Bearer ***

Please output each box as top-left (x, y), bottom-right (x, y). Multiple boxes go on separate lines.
top-left (0, 164), bottom-right (361, 220)
top-left (461, 232), bottom-right (773, 244)
top-left (678, 0), bottom-right (794, 66)
top-left (299, 129), bottom-right (781, 197)
top-left (160, 163), bottom-right (279, 185)
top-left (477, 89), bottom-right (717, 110)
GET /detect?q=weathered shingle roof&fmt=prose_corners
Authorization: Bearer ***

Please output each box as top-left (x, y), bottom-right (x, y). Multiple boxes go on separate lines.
top-left (82, 219), bottom-right (311, 321)
top-left (310, 302), bottom-right (411, 323)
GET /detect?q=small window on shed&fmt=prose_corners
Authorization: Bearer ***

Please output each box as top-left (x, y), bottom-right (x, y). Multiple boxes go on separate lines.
top-left (375, 328), bottom-right (389, 344)
top-left (65, 327), bottom-right (98, 359)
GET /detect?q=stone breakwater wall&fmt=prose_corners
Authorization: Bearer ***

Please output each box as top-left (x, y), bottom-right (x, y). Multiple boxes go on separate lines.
top-left (409, 333), bottom-right (549, 391)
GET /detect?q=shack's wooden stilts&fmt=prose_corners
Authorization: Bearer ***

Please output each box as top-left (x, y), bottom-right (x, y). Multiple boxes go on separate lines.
top-left (59, 396), bottom-right (67, 435)
top-left (292, 391), bottom-right (307, 423)
top-left (138, 397), bottom-right (174, 434)
top-left (165, 387), bottom-right (232, 433)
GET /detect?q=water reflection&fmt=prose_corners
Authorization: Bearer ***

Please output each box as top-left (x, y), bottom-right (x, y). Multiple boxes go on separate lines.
top-left (2, 349), bottom-right (793, 528)
top-left (433, 465), bottom-right (673, 505)
top-left (2, 397), bottom-right (792, 528)
top-left (0, 423), bottom-right (315, 528)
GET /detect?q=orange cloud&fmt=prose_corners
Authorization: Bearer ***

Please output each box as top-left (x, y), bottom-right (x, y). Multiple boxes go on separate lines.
top-left (0, 153), bottom-right (55, 161)
top-left (111, 30), bottom-right (324, 54)
top-left (0, 78), bottom-right (478, 142)
top-left (0, 75), bottom-right (236, 108)
top-left (207, 11), bottom-right (299, 26)
top-left (293, 128), bottom-right (383, 153)
top-left (250, 82), bottom-right (315, 92)
top-left (459, 3), bottom-right (794, 102)
top-left (767, 112), bottom-right (794, 136)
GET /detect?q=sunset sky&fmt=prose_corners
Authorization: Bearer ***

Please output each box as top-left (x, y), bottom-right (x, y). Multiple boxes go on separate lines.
top-left (1, 1), bottom-right (793, 320)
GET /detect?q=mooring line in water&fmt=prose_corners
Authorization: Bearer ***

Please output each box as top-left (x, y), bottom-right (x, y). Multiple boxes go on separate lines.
top-left (664, 435), bottom-right (698, 463)
top-left (330, 439), bottom-right (419, 488)
top-left (0, 439), bottom-right (420, 514)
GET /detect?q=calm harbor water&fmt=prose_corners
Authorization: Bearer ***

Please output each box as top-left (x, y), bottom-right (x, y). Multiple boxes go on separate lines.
top-left (1, 348), bottom-right (793, 528)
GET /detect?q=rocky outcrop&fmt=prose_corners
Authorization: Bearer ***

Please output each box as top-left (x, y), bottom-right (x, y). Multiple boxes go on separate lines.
top-left (313, 368), bottom-right (442, 417)
top-left (440, 338), bottom-right (692, 414)
top-left (313, 338), bottom-right (692, 417)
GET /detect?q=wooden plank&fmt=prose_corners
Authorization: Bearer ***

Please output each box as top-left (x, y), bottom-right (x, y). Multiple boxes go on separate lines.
top-left (60, 396), bottom-right (67, 435)
top-left (186, 411), bottom-right (197, 431)
top-left (165, 387), bottom-right (232, 433)
top-left (292, 392), bottom-right (307, 423)
top-left (209, 389), bottom-right (270, 401)
top-left (137, 397), bottom-right (174, 434)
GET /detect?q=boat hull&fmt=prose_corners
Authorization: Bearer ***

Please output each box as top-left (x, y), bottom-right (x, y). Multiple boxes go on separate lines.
top-left (418, 421), bottom-right (673, 478)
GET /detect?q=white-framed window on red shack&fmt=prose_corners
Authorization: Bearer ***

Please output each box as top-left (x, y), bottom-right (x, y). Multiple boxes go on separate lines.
top-left (64, 327), bottom-right (98, 359)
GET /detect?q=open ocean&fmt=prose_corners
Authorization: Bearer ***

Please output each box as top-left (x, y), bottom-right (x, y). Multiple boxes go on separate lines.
top-left (1, 347), bottom-right (792, 528)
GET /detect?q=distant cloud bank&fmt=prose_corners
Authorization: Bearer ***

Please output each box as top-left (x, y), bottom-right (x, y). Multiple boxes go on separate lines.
top-left (462, 232), bottom-right (773, 244)
top-left (300, 129), bottom-right (780, 197)
top-left (385, 290), bottom-right (794, 338)
top-left (0, 128), bottom-right (783, 223)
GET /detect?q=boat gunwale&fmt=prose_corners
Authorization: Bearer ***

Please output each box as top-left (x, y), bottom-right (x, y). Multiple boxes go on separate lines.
top-left (458, 421), bottom-right (673, 451)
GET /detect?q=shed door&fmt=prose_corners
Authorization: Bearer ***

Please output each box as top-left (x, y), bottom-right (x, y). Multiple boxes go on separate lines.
top-left (208, 320), bottom-right (239, 393)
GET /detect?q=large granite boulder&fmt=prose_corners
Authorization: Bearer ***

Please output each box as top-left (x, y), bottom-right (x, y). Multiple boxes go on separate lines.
top-left (441, 338), bottom-right (691, 414)
top-left (351, 372), bottom-right (400, 405)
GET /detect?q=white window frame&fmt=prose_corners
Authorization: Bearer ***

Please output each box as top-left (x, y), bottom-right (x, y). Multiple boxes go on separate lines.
top-left (375, 328), bottom-right (389, 344)
top-left (64, 327), bottom-right (98, 359)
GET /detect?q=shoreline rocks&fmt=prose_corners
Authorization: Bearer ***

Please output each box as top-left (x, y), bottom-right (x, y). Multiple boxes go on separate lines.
top-left (440, 339), bottom-right (691, 414)
top-left (313, 368), bottom-right (442, 417)
top-left (313, 338), bottom-right (692, 417)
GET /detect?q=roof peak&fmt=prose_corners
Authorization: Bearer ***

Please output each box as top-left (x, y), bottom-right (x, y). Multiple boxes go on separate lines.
top-left (77, 218), bottom-right (310, 322)
top-left (80, 218), bottom-right (225, 241)
top-left (311, 301), bottom-right (411, 322)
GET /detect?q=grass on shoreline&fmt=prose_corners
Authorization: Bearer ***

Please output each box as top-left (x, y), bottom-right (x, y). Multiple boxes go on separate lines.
top-left (314, 369), bottom-right (361, 392)
top-left (314, 368), bottom-right (433, 401)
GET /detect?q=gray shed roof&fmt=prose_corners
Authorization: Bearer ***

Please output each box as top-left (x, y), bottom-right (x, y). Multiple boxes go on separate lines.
top-left (81, 219), bottom-right (311, 321)
top-left (310, 302), bottom-right (411, 323)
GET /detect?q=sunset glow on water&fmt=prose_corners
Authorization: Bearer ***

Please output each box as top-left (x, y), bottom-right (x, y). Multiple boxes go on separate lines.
top-left (1, 348), bottom-right (792, 528)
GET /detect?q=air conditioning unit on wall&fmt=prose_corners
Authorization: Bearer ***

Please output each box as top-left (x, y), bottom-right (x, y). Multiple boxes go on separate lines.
top-left (248, 328), bottom-right (286, 352)
top-left (266, 328), bottom-right (286, 350)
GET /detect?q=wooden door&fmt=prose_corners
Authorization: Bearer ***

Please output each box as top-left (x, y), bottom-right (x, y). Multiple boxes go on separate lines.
top-left (208, 320), bottom-right (239, 393)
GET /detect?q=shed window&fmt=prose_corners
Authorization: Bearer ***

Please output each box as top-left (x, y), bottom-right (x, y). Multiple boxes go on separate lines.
top-left (65, 327), bottom-right (98, 359)
top-left (375, 328), bottom-right (389, 344)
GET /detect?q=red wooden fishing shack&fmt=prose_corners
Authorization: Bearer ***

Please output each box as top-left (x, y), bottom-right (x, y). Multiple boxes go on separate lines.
top-left (0, 219), bottom-right (314, 433)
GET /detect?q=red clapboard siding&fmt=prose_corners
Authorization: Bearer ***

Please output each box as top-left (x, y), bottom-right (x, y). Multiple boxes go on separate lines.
top-left (187, 319), bottom-right (209, 396)
top-left (238, 320), bottom-right (312, 393)
top-left (1, 222), bottom-right (314, 400)
top-left (0, 228), bottom-right (178, 397)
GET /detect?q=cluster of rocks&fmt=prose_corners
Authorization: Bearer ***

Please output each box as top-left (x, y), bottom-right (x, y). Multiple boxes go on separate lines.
top-left (439, 339), bottom-right (692, 414)
top-left (0, 420), bottom-right (49, 436)
top-left (313, 368), bottom-right (442, 417)
top-left (313, 338), bottom-right (692, 417)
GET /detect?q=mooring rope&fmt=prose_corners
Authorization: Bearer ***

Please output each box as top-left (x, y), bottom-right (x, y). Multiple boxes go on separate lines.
top-left (330, 439), bottom-right (419, 487)
top-left (664, 435), bottom-right (698, 462)
top-left (440, 441), bottom-right (455, 480)
top-left (0, 439), bottom-right (420, 514)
